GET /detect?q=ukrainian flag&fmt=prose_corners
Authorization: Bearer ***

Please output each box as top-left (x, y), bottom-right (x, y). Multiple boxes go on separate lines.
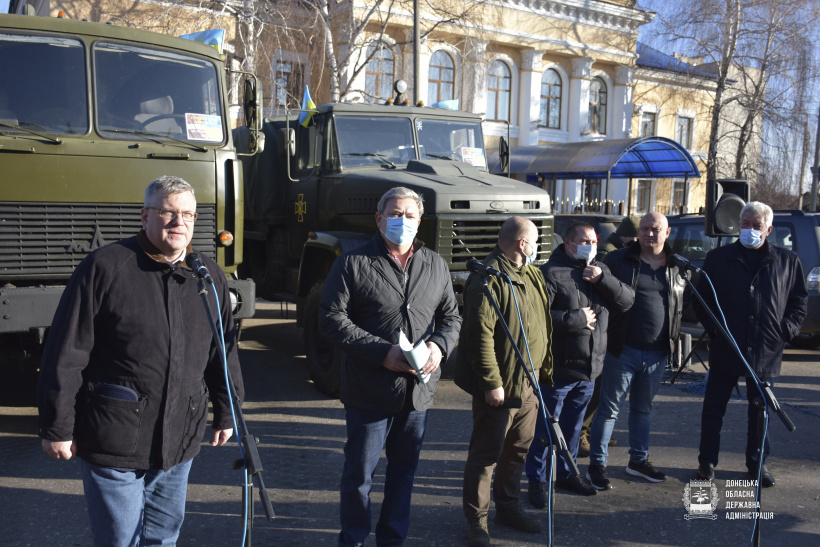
top-left (298, 86), bottom-right (316, 127)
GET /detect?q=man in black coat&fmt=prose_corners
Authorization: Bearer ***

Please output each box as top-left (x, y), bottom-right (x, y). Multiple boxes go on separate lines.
top-left (693, 202), bottom-right (807, 486)
top-left (525, 221), bottom-right (634, 502)
top-left (320, 187), bottom-right (461, 546)
top-left (38, 176), bottom-right (243, 546)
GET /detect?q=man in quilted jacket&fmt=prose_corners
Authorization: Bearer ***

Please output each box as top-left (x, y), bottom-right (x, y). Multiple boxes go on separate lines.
top-left (320, 186), bottom-right (461, 547)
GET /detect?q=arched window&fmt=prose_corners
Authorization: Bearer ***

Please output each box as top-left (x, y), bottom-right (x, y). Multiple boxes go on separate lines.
top-left (588, 77), bottom-right (607, 134)
top-left (487, 60), bottom-right (511, 122)
top-left (540, 68), bottom-right (561, 129)
top-left (428, 50), bottom-right (455, 104)
top-left (365, 43), bottom-right (394, 103)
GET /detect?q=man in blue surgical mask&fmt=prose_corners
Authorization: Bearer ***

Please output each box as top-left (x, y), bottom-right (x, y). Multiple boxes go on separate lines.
top-left (693, 201), bottom-right (807, 487)
top-left (319, 186), bottom-right (462, 547)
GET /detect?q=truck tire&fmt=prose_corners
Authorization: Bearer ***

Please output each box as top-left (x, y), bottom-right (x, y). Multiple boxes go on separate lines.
top-left (245, 233), bottom-right (288, 301)
top-left (303, 282), bottom-right (342, 397)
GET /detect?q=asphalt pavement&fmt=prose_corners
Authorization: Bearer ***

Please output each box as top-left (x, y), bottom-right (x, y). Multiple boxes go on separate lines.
top-left (1, 300), bottom-right (819, 546)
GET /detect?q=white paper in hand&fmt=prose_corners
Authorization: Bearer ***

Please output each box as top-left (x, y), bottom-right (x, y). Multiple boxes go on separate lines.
top-left (398, 330), bottom-right (431, 384)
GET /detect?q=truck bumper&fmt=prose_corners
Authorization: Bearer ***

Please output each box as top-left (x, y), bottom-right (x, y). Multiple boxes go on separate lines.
top-left (0, 286), bottom-right (63, 334)
top-left (0, 279), bottom-right (256, 334)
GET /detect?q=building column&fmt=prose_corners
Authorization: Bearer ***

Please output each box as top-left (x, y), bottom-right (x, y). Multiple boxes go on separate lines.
top-left (518, 49), bottom-right (544, 146)
top-left (462, 39), bottom-right (488, 115)
top-left (613, 66), bottom-right (635, 139)
top-left (568, 57), bottom-right (594, 143)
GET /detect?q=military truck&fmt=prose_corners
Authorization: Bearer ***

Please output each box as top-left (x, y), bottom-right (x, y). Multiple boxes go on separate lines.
top-left (0, 13), bottom-right (263, 373)
top-left (236, 85), bottom-right (554, 395)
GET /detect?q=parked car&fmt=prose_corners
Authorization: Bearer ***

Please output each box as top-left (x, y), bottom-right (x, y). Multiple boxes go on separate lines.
top-left (667, 211), bottom-right (820, 348)
top-left (553, 213), bottom-right (624, 249)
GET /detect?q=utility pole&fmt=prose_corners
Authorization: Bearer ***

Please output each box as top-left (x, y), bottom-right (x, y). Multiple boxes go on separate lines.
top-left (811, 102), bottom-right (820, 211)
top-left (413, 0), bottom-right (420, 102)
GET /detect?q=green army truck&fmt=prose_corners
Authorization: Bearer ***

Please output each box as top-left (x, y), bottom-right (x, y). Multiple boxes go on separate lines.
top-left (235, 85), bottom-right (554, 396)
top-left (0, 13), bottom-right (262, 373)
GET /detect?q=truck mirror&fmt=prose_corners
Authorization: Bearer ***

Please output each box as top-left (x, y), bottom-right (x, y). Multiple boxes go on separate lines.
top-left (499, 136), bottom-right (510, 175)
top-left (278, 127), bottom-right (296, 158)
top-left (243, 78), bottom-right (262, 131)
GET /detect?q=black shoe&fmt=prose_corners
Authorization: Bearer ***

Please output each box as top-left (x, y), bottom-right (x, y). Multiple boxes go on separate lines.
top-left (586, 464), bottom-right (613, 490)
top-left (748, 466), bottom-right (775, 487)
top-left (466, 514), bottom-right (490, 547)
top-left (696, 462), bottom-right (715, 480)
top-left (528, 479), bottom-right (548, 509)
top-left (555, 474), bottom-right (598, 496)
top-left (626, 460), bottom-right (666, 483)
top-left (495, 506), bottom-right (541, 533)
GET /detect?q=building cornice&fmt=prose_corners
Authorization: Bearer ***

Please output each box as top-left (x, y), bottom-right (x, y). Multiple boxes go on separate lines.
top-left (494, 0), bottom-right (654, 35)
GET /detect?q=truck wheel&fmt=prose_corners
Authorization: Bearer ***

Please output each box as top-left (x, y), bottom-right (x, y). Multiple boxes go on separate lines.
top-left (245, 236), bottom-right (287, 301)
top-left (303, 282), bottom-right (342, 397)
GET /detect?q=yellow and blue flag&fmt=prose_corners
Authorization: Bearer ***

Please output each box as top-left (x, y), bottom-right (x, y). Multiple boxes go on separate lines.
top-left (298, 86), bottom-right (316, 127)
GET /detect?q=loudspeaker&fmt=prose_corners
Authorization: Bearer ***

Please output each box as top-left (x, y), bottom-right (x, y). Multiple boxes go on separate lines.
top-left (705, 179), bottom-right (749, 237)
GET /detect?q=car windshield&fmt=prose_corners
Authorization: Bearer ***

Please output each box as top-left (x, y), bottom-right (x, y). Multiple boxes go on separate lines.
top-left (94, 43), bottom-right (224, 142)
top-left (0, 33), bottom-right (89, 135)
top-left (416, 118), bottom-right (486, 168)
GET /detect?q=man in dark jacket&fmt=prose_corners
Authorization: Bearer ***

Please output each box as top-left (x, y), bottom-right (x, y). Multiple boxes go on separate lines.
top-left (455, 217), bottom-right (552, 547)
top-left (693, 202), bottom-right (807, 487)
top-left (594, 215), bottom-right (640, 262)
top-left (525, 221), bottom-right (634, 502)
top-left (38, 176), bottom-right (244, 546)
top-left (586, 212), bottom-right (686, 490)
top-left (320, 187), bottom-right (461, 547)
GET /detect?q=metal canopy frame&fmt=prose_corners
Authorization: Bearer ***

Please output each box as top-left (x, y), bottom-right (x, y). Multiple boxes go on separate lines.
top-left (506, 137), bottom-right (701, 215)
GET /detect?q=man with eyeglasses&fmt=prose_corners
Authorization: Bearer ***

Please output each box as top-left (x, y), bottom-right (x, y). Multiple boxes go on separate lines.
top-left (38, 175), bottom-right (244, 546)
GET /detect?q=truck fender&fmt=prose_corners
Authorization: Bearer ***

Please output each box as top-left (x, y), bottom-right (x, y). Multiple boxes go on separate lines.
top-left (295, 231), bottom-right (372, 300)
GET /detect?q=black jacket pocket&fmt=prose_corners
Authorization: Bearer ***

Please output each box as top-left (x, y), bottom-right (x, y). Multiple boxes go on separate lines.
top-left (76, 386), bottom-right (147, 457)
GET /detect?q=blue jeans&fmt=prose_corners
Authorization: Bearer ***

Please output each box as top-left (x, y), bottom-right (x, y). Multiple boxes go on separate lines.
top-left (338, 402), bottom-right (428, 547)
top-left (526, 380), bottom-right (594, 481)
top-left (80, 458), bottom-right (193, 547)
top-left (699, 370), bottom-right (771, 470)
top-left (589, 346), bottom-right (668, 467)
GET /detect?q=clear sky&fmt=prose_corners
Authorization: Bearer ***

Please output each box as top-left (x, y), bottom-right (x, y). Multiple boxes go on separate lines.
top-left (1, 0), bottom-right (9, 14)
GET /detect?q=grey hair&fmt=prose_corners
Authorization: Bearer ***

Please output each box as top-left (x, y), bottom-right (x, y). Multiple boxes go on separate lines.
top-left (740, 201), bottom-right (773, 228)
top-left (377, 187), bottom-right (424, 216)
top-left (144, 176), bottom-right (196, 207)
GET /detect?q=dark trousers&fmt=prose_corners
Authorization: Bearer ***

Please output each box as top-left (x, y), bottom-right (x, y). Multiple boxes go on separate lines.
top-left (525, 380), bottom-right (594, 481)
top-left (463, 384), bottom-right (538, 519)
top-left (699, 369), bottom-right (771, 470)
top-left (338, 400), bottom-right (428, 547)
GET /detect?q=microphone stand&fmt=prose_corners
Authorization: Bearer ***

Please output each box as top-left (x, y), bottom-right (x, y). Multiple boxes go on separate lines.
top-left (196, 277), bottom-right (275, 546)
top-left (477, 272), bottom-right (579, 547)
top-left (679, 270), bottom-right (795, 547)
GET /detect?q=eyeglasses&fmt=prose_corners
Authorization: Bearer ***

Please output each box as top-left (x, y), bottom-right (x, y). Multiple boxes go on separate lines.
top-left (146, 207), bottom-right (198, 222)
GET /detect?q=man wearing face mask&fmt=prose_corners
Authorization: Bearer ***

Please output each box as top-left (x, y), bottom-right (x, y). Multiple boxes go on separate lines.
top-left (320, 187), bottom-right (462, 546)
top-left (692, 202), bottom-right (807, 487)
top-left (525, 222), bottom-right (634, 503)
top-left (455, 217), bottom-right (552, 547)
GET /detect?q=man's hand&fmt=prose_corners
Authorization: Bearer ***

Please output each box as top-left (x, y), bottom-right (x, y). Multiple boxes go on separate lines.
top-left (382, 345), bottom-right (413, 373)
top-left (210, 428), bottom-right (234, 447)
top-left (422, 342), bottom-right (443, 376)
top-left (581, 306), bottom-right (597, 330)
top-left (42, 439), bottom-right (75, 460)
top-left (582, 265), bottom-right (603, 284)
top-left (485, 387), bottom-right (505, 407)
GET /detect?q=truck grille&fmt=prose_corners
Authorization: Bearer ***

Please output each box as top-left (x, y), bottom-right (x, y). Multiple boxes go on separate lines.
top-left (436, 214), bottom-right (554, 269)
top-left (0, 202), bottom-right (217, 282)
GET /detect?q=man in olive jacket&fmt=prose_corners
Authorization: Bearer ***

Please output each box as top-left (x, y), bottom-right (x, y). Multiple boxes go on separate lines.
top-left (455, 216), bottom-right (552, 547)
top-left (320, 187), bottom-right (461, 547)
top-left (693, 202), bottom-right (807, 487)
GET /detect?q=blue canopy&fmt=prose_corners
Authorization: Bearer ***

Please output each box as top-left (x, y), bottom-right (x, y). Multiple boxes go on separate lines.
top-left (507, 137), bottom-right (701, 179)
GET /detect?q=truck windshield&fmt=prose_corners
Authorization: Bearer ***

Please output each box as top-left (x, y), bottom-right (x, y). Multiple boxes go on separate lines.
top-left (417, 118), bottom-right (487, 169)
top-left (0, 33), bottom-right (89, 135)
top-left (335, 116), bottom-right (415, 167)
top-left (95, 43), bottom-right (224, 143)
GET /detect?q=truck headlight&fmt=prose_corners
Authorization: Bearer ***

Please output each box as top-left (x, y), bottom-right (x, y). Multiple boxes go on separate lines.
top-left (808, 266), bottom-right (820, 291)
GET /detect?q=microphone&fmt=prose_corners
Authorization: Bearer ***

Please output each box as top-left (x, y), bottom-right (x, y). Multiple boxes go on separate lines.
top-left (467, 259), bottom-right (506, 278)
top-left (185, 252), bottom-right (214, 283)
top-left (669, 253), bottom-right (701, 273)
